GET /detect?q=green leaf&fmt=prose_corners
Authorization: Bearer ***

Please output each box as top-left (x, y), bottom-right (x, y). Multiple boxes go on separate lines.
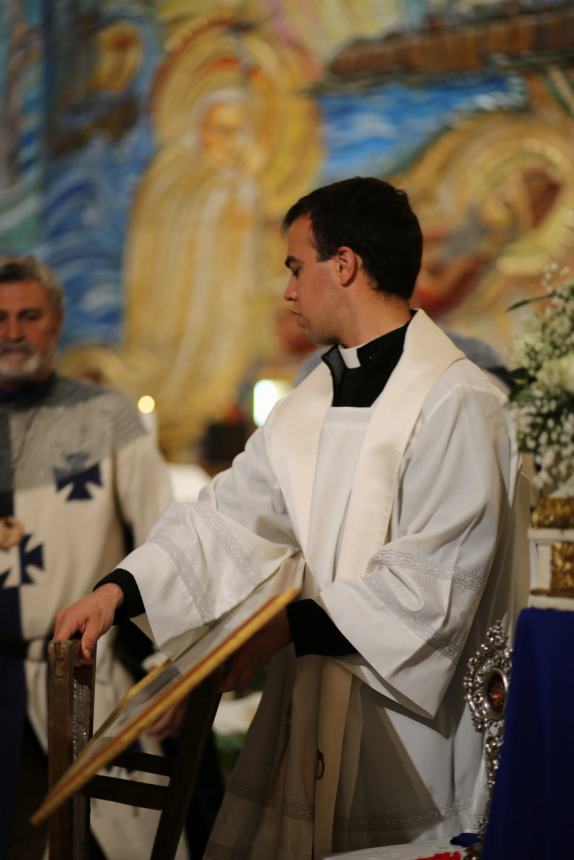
top-left (510, 390), bottom-right (536, 403)
top-left (507, 293), bottom-right (554, 312)
top-left (509, 367), bottom-right (532, 382)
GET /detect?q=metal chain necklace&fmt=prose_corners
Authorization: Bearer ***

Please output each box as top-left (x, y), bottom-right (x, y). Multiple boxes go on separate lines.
top-left (9, 405), bottom-right (41, 470)
top-left (0, 403), bottom-right (41, 548)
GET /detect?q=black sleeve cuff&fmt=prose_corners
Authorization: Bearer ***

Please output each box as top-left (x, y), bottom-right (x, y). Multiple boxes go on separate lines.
top-left (286, 599), bottom-right (357, 657)
top-left (94, 569), bottom-right (145, 624)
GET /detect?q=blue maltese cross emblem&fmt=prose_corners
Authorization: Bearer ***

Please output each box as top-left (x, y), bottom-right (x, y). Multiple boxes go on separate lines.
top-left (0, 533), bottom-right (44, 587)
top-left (54, 452), bottom-right (103, 501)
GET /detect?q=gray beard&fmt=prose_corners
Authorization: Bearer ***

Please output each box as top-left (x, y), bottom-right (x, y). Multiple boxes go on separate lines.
top-left (0, 351), bottom-right (47, 384)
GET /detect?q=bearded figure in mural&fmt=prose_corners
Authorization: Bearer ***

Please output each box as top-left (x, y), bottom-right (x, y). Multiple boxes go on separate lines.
top-left (124, 87), bottom-right (264, 450)
top-left (63, 19), bottom-right (321, 457)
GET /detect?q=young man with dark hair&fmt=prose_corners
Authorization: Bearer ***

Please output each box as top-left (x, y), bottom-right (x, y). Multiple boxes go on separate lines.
top-left (282, 176), bottom-right (423, 299)
top-left (56, 178), bottom-right (527, 859)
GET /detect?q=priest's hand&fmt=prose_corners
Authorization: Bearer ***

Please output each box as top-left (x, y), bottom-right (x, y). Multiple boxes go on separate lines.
top-left (54, 584), bottom-right (125, 665)
top-left (221, 608), bottom-right (291, 692)
top-left (147, 700), bottom-right (187, 741)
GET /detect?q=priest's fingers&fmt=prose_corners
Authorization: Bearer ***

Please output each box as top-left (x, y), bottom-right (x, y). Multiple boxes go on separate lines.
top-left (221, 611), bottom-right (292, 691)
top-left (147, 701), bottom-right (187, 741)
top-left (220, 649), bottom-right (257, 692)
top-left (54, 584), bottom-right (124, 664)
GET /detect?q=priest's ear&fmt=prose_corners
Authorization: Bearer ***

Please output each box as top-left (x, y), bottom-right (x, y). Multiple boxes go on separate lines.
top-left (333, 245), bottom-right (360, 287)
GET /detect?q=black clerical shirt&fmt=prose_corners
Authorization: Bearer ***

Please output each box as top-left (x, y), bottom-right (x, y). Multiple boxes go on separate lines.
top-left (97, 318), bottom-right (411, 658)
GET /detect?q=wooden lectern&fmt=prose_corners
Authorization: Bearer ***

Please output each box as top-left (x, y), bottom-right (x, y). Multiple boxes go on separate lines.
top-left (34, 563), bottom-right (302, 860)
top-left (46, 639), bottom-right (223, 860)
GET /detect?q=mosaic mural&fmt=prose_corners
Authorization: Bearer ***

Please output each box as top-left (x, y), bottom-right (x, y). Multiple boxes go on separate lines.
top-left (1, 0), bottom-right (573, 452)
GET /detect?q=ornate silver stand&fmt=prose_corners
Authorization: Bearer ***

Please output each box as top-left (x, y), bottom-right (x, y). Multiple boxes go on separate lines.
top-left (462, 621), bottom-right (512, 858)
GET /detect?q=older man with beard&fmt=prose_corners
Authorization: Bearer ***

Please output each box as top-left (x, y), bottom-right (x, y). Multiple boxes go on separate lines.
top-left (0, 255), bottom-right (181, 859)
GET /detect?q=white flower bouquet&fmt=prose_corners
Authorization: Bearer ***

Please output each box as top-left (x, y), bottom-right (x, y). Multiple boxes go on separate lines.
top-left (509, 266), bottom-right (574, 493)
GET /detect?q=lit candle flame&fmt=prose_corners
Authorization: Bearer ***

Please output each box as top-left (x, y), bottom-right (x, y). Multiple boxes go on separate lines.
top-left (138, 395), bottom-right (156, 414)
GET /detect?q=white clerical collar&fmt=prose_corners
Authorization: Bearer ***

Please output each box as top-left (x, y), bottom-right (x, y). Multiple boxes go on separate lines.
top-left (338, 343), bottom-right (364, 369)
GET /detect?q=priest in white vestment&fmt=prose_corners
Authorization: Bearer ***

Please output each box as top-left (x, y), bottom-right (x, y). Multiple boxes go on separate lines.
top-left (56, 177), bottom-right (528, 860)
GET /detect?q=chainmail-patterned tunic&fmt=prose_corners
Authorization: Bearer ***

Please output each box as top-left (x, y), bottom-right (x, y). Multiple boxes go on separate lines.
top-left (0, 374), bottom-right (173, 858)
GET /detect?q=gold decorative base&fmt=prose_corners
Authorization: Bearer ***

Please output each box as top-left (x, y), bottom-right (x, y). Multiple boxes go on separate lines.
top-left (531, 495), bottom-right (574, 529)
top-left (530, 495), bottom-right (574, 598)
top-left (550, 542), bottom-right (574, 592)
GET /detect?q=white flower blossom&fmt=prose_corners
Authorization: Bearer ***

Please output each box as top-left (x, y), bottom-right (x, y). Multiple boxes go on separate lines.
top-left (509, 267), bottom-right (574, 492)
top-left (538, 353), bottom-right (574, 393)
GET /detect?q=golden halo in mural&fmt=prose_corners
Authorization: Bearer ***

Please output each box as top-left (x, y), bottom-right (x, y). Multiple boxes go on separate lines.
top-left (148, 17), bottom-right (322, 217)
top-left (65, 16), bottom-right (322, 457)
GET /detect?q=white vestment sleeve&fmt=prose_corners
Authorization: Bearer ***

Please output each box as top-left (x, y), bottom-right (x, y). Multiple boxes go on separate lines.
top-left (318, 374), bottom-right (519, 718)
top-left (120, 421), bottom-right (298, 653)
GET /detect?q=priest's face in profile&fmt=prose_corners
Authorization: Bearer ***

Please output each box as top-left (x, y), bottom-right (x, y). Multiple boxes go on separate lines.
top-left (283, 216), bottom-right (346, 346)
top-left (0, 278), bottom-right (62, 387)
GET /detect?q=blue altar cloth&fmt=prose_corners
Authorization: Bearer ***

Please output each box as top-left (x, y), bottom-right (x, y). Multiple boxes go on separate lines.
top-left (482, 607), bottom-right (574, 860)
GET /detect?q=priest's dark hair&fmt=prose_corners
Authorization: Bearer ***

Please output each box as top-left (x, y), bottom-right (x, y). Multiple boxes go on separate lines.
top-left (282, 177), bottom-right (422, 300)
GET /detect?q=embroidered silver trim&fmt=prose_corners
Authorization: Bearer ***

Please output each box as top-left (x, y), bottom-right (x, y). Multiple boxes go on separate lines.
top-left (196, 503), bottom-right (260, 587)
top-left (227, 778), bottom-right (267, 804)
top-left (425, 626), bottom-right (469, 660)
top-left (333, 796), bottom-right (474, 833)
top-left (227, 779), bottom-right (315, 821)
top-left (368, 548), bottom-right (483, 593)
top-left (205, 843), bottom-right (244, 860)
top-left (149, 531), bottom-right (211, 623)
top-left (364, 549), bottom-right (483, 660)
top-left (281, 799), bottom-right (315, 822)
